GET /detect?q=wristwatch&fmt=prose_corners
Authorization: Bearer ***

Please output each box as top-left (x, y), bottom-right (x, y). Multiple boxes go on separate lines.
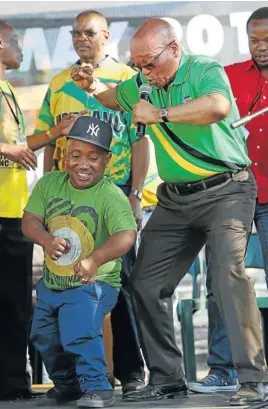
top-left (130, 188), bottom-right (142, 201)
top-left (159, 107), bottom-right (169, 122)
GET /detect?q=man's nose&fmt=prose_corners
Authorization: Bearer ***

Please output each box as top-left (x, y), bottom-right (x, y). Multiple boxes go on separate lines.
top-left (257, 41), bottom-right (268, 50)
top-left (78, 158), bottom-right (90, 168)
top-left (79, 32), bottom-right (89, 41)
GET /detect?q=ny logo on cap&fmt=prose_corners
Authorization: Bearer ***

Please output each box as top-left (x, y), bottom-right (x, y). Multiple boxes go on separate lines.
top-left (86, 124), bottom-right (100, 138)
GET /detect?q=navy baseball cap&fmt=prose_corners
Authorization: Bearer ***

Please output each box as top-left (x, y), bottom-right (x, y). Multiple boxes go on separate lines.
top-left (67, 116), bottom-right (112, 152)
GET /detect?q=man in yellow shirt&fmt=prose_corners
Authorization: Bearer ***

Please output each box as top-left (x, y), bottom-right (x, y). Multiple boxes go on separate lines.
top-left (0, 21), bottom-right (79, 401)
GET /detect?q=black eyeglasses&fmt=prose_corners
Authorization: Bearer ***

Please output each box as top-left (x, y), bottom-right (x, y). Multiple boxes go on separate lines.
top-left (70, 29), bottom-right (107, 39)
top-left (132, 41), bottom-right (173, 72)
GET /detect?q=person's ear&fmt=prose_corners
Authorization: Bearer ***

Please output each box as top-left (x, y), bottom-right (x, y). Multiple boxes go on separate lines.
top-left (170, 40), bottom-right (180, 58)
top-left (0, 36), bottom-right (5, 51)
top-left (105, 152), bottom-right (112, 168)
top-left (103, 30), bottom-right (110, 45)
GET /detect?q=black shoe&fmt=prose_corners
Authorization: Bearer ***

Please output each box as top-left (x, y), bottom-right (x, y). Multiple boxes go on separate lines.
top-left (36, 387), bottom-right (82, 406)
top-left (121, 379), bottom-right (145, 398)
top-left (0, 389), bottom-right (41, 401)
top-left (230, 382), bottom-right (264, 406)
top-left (122, 378), bottom-right (188, 402)
top-left (77, 390), bottom-right (116, 408)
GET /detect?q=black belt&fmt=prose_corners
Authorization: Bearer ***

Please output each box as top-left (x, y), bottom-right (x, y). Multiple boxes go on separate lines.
top-left (169, 170), bottom-right (246, 196)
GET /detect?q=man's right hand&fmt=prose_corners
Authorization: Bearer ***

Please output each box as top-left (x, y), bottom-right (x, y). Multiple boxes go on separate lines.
top-left (44, 236), bottom-right (70, 261)
top-left (71, 64), bottom-right (96, 91)
top-left (0, 144), bottom-right (37, 170)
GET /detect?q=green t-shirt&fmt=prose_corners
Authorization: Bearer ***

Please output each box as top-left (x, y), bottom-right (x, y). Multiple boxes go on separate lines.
top-left (25, 172), bottom-right (136, 291)
top-left (116, 50), bottom-right (251, 183)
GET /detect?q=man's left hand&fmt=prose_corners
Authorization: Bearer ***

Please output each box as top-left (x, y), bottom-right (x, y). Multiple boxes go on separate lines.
top-left (133, 100), bottom-right (159, 125)
top-left (73, 256), bottom-right (98, 284)
top-left (129, 194), bottom-right (143, 231)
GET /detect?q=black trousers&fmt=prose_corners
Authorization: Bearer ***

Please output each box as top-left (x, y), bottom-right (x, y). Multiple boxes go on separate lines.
top-left (0, 218), bottom-right (33, 395)
top-left (130, 170), bottom-right (267, 385)
top-left (111, 185), bottom-right (144, 382)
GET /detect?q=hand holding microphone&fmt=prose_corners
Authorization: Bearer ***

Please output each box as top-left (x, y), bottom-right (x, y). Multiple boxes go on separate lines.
top-left (134, 84), bottom-right (152, 137)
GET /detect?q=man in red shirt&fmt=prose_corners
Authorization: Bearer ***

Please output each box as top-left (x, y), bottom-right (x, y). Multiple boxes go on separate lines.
top-left (189, 7), bottom-right (268, 402)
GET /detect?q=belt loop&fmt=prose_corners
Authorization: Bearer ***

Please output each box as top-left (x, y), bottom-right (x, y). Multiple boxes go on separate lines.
top-left (202, 181), bottom-right (207, 189)
top-left (174, 184), bottom-right (180, 195)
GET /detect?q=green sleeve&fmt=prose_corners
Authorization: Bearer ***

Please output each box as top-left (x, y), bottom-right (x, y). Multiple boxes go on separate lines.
top-left (116, 74), bottom-right (140, 112)
top-left (24, 175), bottom-right (47, 218)
top-left (104, 190), bottom-right (137, 234)
top-left (34, 87), bottom-right (56, 146)
top-left (197, 63), bottom-right (232, 103)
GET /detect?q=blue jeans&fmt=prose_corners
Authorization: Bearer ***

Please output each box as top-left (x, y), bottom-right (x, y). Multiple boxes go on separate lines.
top-left (31, 279), bottom-right (118, 392)
top-left (206, 201), bottom-right (268, 378)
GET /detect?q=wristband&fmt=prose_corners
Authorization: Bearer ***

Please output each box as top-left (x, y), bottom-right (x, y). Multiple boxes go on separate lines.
top-left (130, 188), bottom-right (142, 201)
top-left (45, 129), bottom-right (55, 141)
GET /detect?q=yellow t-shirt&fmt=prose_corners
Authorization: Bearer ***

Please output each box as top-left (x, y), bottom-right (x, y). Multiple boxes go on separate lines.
top-left (0, 80), bottom-right (28, 218)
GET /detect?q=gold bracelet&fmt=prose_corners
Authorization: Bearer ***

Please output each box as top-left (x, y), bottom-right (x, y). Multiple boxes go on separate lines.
top-left (45, 129), bottom-right (54, 141)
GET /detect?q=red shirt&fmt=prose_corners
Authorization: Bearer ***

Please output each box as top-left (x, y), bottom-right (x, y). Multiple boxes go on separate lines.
top-left (225, 60), bottom-right (268, 203)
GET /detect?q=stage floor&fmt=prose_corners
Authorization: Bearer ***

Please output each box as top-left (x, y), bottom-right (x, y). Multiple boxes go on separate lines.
top-left (0, 389), bottom-right (247, 409)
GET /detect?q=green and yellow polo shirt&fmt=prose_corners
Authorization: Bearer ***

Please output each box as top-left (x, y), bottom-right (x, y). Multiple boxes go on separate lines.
top-left (116, 50), bottom-right (251, 183)
top-left (35, 57), bottom-right (138, 185)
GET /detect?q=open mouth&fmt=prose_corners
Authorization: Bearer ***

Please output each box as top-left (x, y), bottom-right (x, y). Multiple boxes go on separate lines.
top-left (76, 172), bottom-right (92, 181)
top-left (256, 55), bottom-right (268, 62)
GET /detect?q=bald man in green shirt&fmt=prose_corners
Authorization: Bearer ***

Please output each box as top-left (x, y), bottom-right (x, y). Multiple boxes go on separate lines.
top-left (71, 18), bottom-right (267, 406)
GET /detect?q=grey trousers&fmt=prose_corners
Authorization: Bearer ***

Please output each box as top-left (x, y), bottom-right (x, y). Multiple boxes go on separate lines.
top-left (130, 170), bottom-right (267, 385)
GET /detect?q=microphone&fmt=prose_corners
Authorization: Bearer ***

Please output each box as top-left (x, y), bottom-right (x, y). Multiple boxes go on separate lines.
top-left (231, 106), bottom-right (268, 129)
top-left (136, 84), bottom-right (152, 137)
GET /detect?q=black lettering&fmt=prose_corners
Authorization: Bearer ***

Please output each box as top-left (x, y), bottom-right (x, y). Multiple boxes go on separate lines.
top-left (114, 114), bottom-right (124, 133)
top-left (102, 111), bottom-right (113, 127)
top-left (92, 110), bottom-right (100, 120)
top-left (92, 110), bottom-right (124, 135)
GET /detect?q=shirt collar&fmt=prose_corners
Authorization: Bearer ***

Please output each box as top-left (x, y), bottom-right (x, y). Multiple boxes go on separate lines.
top-left (244, 58), bottom-right (259, 72)
top-left (172, 49), bottom-right (193, 86)
top-left (75, 55), bottom-right (110, 69)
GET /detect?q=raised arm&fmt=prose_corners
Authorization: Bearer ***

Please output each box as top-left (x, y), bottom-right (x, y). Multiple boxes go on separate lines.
top-left (27, 112), bottom-right (87, 152)
top-left (133, 94), bottom-right (231, 127)
top-left (71, 65), bottom-right (122, 111)
top-left (132, 63), bottom-right (232, 126)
